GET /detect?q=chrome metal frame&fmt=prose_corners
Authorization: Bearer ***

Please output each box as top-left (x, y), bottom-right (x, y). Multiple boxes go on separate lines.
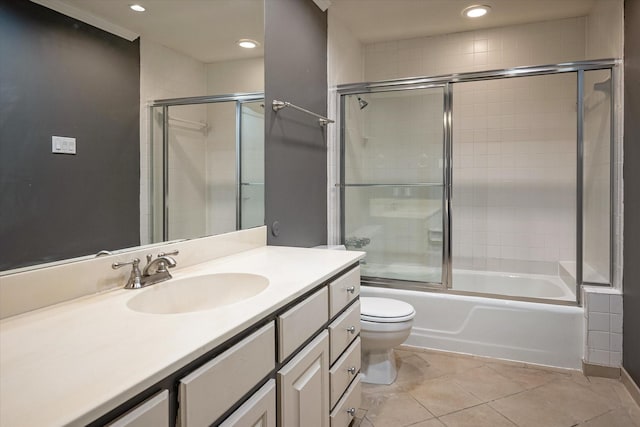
top-left (336, 59), bottom-right (620, 305)
top-left (150, 93), bottom-right (264, 241)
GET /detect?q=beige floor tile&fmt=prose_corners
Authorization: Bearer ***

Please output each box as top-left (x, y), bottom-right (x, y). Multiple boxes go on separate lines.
top-left (489, 389), bottom-right (578, 427)
top-left (450, 365), bottom-right (525, 402)
top-left (415, 351), bottom-right (485, 376)
top-left (585, 376), bottom-right (639, 410)
top-left (409, 376), bottom-right (483, 417)
top-left (489, 378), bottom-right (616, 427)
top-left (581, 407), bottom-right (640, 427)
top-left (395, 355), bottom-right (447, 390)
top-left (536, 378), bottom-right (620, 420)
top-left (364, 391), bottom-right (434, 427)
top-left (486, 362), bottom-right (569, 389)
top-left (409, 419), bottom-right (447, 427)
top-left (439, 404), bottom-right (517, 427)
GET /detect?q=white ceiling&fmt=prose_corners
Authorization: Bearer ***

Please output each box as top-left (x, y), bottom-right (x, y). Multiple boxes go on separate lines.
top-left (329, 0), bottom-right (597, 43)
top-left (55, 0), bottom-right (264, 64)
top-left (47, 0), bottom-right (598, 63)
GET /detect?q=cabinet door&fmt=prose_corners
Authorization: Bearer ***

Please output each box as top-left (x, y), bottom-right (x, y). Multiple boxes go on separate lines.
top-left (219, 380), bottom-right (276, 427)
top-left (277, 330), bottom-right (330, 427)
top-left (179, 322), bottom-right (275, 427)
top-left (107, 390), bottom-right (169, 427)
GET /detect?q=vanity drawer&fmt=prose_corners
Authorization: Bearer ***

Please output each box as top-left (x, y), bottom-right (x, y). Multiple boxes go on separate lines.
top-left (278, 286), bottom-right (329, 362)
top-left (329, 337), bottom-right (361, 409)
top-left (107, 390), bottom-right (169, 427)
top-left (219, 380), bottom-right (276, 427)
top-left (328, 300), bottom-right (360, 364)
top-left (179, 322), bottom-right (275, 427)
top-left (328, 267), bottom-right (360, 318)
top-left (329, 374), bottom-right (362, 427)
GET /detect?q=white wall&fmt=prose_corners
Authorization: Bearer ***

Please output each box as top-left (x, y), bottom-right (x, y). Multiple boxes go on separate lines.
top-left (327, 10), bottom-right (364, 244)
top-left (206, 57), bottom-right (264, 94)
top-left (140, 38), bottom-right (208, 243)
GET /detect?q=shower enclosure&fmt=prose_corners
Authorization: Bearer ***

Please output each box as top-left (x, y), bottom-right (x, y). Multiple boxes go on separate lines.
top-left (338, 60), bottom-right (617, 304)
top-left (148, 93), bottom-right (264, 242)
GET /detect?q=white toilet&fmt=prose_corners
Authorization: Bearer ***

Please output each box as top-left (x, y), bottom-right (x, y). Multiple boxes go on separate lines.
top-left (360, 297), bottom-right (416, 385)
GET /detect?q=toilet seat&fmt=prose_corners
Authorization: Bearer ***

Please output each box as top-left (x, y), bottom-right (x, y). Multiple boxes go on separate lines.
top-left (360, 297), bottom-right (416, 323)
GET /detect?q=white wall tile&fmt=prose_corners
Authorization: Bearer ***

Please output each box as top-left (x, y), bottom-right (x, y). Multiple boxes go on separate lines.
top-left (610, 333), bottom-right (622, 352)
top-left (588, 331), bottom-right (610, 350)
top-left (610, 295), bottom-right (623, 314)
top-left (588, 293), bottom-right (611, 313)
top-left (610, 351), bottom-right (622, 366)
top-left (588, 312), bottom-right (609, 332)
top-left (610, 313), bottom-right (623, 333)
top-left (587, 349), bottom-right (610, 365)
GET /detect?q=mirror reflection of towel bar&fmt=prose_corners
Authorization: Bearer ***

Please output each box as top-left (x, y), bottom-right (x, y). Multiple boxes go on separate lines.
top-left (272, 99), bottom-right (335, 126)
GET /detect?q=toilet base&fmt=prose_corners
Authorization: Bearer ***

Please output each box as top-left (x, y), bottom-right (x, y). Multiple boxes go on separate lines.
top-left (361, 348), bottom-right (398, 385)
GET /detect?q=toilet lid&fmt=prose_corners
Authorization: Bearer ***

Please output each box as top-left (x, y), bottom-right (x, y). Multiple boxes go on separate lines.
top-left (360, 297), bottom-right (416, 323)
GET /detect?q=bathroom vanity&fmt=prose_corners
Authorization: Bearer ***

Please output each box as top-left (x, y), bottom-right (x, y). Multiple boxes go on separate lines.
top-left (0, 229), bottom-right (364, 426)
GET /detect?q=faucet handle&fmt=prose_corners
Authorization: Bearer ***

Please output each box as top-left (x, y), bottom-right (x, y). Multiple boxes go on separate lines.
top-left (112, 258), bottom-right (142, 289)
top-left (157, 250), bottom-right (179, 257)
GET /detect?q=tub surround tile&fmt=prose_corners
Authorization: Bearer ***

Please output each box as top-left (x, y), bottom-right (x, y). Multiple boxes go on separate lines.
top-left (583, 286), bottom-right (624, 367)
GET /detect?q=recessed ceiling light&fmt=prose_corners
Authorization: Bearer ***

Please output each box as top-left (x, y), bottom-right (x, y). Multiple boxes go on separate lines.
top-left (237, 39), bottom-right (259, 49)
top-left (462, 5), bottom-right (491, 18)
top-left (130, 4), bottom-right (145, 12)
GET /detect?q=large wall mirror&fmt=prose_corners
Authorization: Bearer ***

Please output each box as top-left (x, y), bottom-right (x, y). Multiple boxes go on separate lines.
top-left (0, 0), bottom-right (265, 272)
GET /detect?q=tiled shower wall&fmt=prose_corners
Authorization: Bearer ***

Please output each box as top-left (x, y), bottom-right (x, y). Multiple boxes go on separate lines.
top-left (451, 75), bottom-right (577, 274)
top-left (363, 17), bottom-right (586, 81)
top-left (360, 17), bottom-right (586, 275)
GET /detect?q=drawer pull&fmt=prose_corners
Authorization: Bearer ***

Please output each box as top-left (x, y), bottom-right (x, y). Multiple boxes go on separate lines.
top-left (347, 366), bottom-right (357, 374)
top-left (346, 408), bottom-right (356, 416)
top-left (346, 286), bottom-right (356, 294)
top-left (346, 326), bottom-right (356, 334)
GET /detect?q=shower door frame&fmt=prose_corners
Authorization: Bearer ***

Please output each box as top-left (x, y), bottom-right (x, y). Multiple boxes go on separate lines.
top-left (337, 59), bottom-right (619, 305)
top-left (149, 92), bottom-right (264, 241)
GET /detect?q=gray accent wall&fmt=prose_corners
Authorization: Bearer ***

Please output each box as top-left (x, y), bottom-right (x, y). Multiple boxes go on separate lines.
top-left (264, 0), bottom-right (328, 247)
top-left (0, 0), bottom-right (140, 270)
top-left (624, 0), bottom-right (640, 385)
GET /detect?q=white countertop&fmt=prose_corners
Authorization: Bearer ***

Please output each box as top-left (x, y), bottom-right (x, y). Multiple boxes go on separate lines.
top-left (0, 246), bottom-right (364, 427)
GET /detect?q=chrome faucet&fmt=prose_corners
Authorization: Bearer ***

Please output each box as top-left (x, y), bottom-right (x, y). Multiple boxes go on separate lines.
top-left (112, 250), bottom-right (179, 289)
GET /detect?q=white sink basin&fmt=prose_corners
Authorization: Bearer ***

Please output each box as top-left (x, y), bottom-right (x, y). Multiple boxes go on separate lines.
top-left (126, 273), bottom-right (269, 314)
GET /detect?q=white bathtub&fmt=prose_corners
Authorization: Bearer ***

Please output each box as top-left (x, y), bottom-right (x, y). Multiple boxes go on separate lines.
top-left (361, 286), bottom-right (585, 369)
top-left (363, 263), bottom-right (576, 301)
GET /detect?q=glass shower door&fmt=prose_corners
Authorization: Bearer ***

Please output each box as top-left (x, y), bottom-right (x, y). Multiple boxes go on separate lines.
top-left (239, 100), bottom-right (265, 230)
top-left (341, 87), bottom-right (445, 285)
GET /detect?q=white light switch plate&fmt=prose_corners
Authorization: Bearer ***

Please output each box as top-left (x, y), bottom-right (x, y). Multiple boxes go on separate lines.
top-left (52, 136), bottom-right (76, 154)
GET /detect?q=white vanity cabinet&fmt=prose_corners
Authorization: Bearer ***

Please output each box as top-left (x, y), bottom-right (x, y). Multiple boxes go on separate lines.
top-left (90, 264), bottom-right (361, 427)
top-left (219, 380), bottom-right (276, 427)
top-left (107, 390), bottom-right (170, 427)
top-left (277, 331), bottom-right (330, 427)
top-left (274, 265), bottom-right (362, 427)
top-left (179, 322), bottom-right (275, 427)
top-left (327, 267), bottom-right (362, 427)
